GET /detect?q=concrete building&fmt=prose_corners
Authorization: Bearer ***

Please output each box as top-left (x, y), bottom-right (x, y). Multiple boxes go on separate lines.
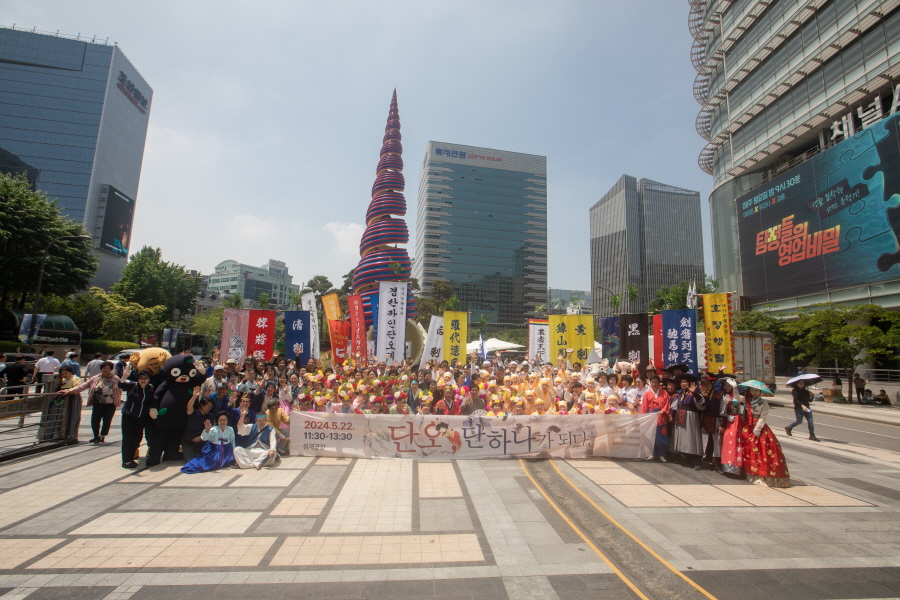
top-left (548, 288), bottom-right (593, 315)
top-left (412, 142), bottom-right (547, 325)
top-left (589, 176), bottom-right (705, 317)
top-left (0, 26), bottom-right (152, 288)
top-left (207, 259), bottom-right (300, 310)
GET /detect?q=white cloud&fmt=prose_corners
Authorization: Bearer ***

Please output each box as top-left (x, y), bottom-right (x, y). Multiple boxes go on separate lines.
top-left (324, 222), bottom-right (364, 259)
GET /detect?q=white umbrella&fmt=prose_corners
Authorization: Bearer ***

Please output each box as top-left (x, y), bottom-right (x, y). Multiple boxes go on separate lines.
top-left (786, 373), bottom-right (823, 388)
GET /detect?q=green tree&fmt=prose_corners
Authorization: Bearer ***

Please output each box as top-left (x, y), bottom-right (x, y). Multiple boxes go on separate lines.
top-left (0, 172), bottom-right (99, 306)
top-left (647, 276), bottom-right (718, 314)
top-left (102, 294), bottom-right (167, 342)
top-left (221, 294), bottom-right (244, 309)
top-left (609, 293), bottom-right (622, 314)
top-left (288, 292), bottom-right (302, 308)
top-left (732, 305), bottom-right (789, 346)
top-left (185, 307), bottom-right (224, 337)
top-left (414, 280), bottom-right (458, 325)
top-left (113, 246), bottom-right (200, 317)
top-left (40, 287), bottom-right (109, 339)
top-left (301, 275), bottom-right (333, 298)
top-left (534, 304), bottom-right (547, 318)
top-left (626, 283), bottom-right (639, 311)
top-left (258, 292), bottom-right (270, 309)
top-left (783, 303), bottom-right (900, 399)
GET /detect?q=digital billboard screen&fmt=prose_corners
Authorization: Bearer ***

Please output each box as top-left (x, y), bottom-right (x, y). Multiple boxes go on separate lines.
top-left (736, 112), bottom-right (900, 304)
top-left (99, 185), bottom-right (135, 258)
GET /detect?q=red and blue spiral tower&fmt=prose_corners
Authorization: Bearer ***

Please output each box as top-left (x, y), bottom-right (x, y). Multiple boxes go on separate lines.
top-left (352, 90), bottom-right (417, 327)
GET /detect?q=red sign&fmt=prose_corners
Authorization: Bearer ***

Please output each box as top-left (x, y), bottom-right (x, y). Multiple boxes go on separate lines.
top-left (652, 314), bottom-right (663, 371)
top-left (247, 310), bottom-right (276, 362)
top-left (347, 295), bottom-right (366, 359)
top-left (328, 320), bottom-right (351, 364)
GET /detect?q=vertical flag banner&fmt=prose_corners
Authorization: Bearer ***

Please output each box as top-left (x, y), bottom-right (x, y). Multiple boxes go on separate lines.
top-left (661, 309), bottom-right (698, 374)
top-left (549, 314), bottom-right (569, 360)
top-left (652, 314), bottom-right (664, 369)
top-left (18, 314), bottom-right (47, 343)
top-left (328, 320), bottom-right (351, 364)
top-left (347, 295), bottom-right (366, 359)
top-left (221, 309), bottom-right (249, 367)
top-left (702, 293), bottom-right (735, 373)
top-left (527, 320), bottom-right (550, 364)
top-left (375, 281), bottom-right (408, 363)
top-left (322, 293), bottom-right (342, 322)
top-left (600, 317), bottom-right (619, 362)
top-left (424, 316), bottom-right (444, 363)
top-left (442, 311), bottom-right (467, 366)
top-left (618, 313), bottom-right (648, 365)
top-left (247, 310), bottom-right (276, 361)
top-left (567, 315), bottom-right (594, 364)
top-left (284, 311), bottom-right (311, 364)
top-left (300, 292), bottom-right (320, 359)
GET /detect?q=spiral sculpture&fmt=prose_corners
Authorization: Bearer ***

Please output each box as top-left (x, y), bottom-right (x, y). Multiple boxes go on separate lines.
top-left (352, 90), bottom-right (417, 327)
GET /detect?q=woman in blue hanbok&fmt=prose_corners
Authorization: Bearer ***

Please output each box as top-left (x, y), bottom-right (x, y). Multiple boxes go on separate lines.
top-left (181, 411), bottom-right (236, 473)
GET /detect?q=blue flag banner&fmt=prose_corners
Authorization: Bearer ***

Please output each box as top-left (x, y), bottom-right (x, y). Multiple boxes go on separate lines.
top-left (661, 309), bottom-right (698, 374)
top-left (285, 311), bottom-right (311, 364)
top-left (600, 317), bottom-right (619, 363)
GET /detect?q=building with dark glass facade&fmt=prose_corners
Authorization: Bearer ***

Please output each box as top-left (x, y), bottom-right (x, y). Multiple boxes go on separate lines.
top-left (691, 0), bottom-right (900, 311)
top-left (0, 26), bottom-right (152, 288)
top-left (412, 142), bottom-right (547, 325)
top-left (590, 176), bottom-right (705, 317)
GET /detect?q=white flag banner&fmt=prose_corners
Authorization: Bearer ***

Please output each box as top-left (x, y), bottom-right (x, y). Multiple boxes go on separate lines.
top-left (528, 321), bottom-right (551, 364)
top-left (375, 281), bottom-right (408, 363)
top-left (300, 292), bottom-right (320, 359)
top-left (423, 315), bottom-right (444, 363)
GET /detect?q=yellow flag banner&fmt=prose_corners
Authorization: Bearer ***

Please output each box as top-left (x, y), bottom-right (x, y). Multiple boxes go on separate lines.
top-left (442, 311), bottom-right (468, 366)
top-left (567, 314), bottom-right (595, 364)
top-left (702, 293), bottom-right (735, 373)
top-left (321, 293), bottom-right (342, 322)
top-left (549, 315), bottom-right (568, 361)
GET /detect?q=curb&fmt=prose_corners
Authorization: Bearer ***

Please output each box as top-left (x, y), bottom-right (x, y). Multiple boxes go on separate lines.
top-left (768, 398), bottom-right (900, 427)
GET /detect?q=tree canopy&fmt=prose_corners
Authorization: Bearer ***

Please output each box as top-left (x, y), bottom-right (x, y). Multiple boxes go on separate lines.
top-left (112, 246), bottom-right (200, 320)
top-left (301, 275), bottom-right (334, 298)
top-left (0, 172), bottom-right (98, 305)
top-left (414, 280), bottom-right (459, 325)
top-left (648, 276), bottom-right (718, 314)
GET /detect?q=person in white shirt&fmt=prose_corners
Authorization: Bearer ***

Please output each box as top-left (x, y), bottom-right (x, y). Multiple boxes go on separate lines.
top-left (33, 350), bottom-right (60, 392)
top-left (85, 353), bottom-right (106, 379)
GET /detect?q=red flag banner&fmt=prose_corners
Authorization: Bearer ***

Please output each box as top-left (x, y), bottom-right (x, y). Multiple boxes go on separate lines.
top-left (653, 314), bottom-right (663, 371)
top-left (347, 295), bottom-right (366, 359)
top-left (328, 320), bottom-right (351, 365)
top-left (247, 309), bottom-right (276, 362)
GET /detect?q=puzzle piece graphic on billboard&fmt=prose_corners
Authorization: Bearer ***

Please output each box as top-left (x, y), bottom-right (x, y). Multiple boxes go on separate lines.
top-left (861, 114), bottom-right (900, 272)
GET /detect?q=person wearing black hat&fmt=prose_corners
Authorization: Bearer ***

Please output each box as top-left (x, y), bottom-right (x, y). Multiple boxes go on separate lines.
top-left (698, 375), bottom-right (723, 470)
top-left (670, 374), bottom-right (705, 469)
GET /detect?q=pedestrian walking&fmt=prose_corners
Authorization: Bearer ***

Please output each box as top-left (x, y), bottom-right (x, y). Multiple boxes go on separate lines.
top-left (785, 380), bottom-right (819, 441)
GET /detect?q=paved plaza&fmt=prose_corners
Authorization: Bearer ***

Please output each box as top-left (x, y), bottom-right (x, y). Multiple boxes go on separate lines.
top-left (0, 411), bottom-right (897, 600)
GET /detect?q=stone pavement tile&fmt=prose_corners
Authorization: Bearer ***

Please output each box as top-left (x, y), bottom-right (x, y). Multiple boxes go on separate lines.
top-left (315, 457), bottom-right (354, 466)
top-left (359, 579), bottom-right (435, 597)
top-left (275, 456), bottom-right (313, 470)
top-left (160, 471), bottom-right (237, 487)
top-left (777, 485), bottom-right (873, 507)
top-left (271, 534), bottom-right (483, 567)
top-left (502, 575), bottom-right (560, 600)
top-left (573, 468), bottom-right (649, 486)
top-left (229, 469), bottom-right (301, 487)
top-left (712, 484), bottom-right (812, 507)
top-left (433, 576), bottom-right (507, 596)
top-left (658, 484), bottom-right (753, 507)
top-left (19, 586), bottom-right (117, 600)
top-left (419, 498), bottom-right (473, 532)
top-left (565, 458), bottom-right (620, 469)
top-left (0, 539), bottom-right (65, 569)
top-left (419, 462), bottom-right (463, 498)
top-left (69, 511), bottom-right (261, 535)
top-left (600, 485), bottom-right (687, 507)
top-left (117, 485), bottom-right (281, 512)
top-left (287, 466), bottom-right (347, 497)
top-left (0, 447), bottom-right (110, 491)
top-left (120, 464), bottom-right (182, 484)
top-left (321, 460), bottom-right (412, 533)
top-left (270, 497), bottom-right (328, 516)
top-left (253, 517), bottom-right (316, 534)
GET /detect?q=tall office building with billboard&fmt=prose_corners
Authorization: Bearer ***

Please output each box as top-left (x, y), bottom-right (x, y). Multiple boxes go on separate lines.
top-left (0, 26), bottom-right (152, 288)
top-left (691, 0), bottom-right (900, 312)
top-left (412, 142), bottom-right (547, 325)
top-left (589, 175), bottom-right (705, 316)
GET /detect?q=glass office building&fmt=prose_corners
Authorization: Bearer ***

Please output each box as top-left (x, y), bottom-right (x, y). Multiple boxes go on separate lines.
top-left (691, 0), bottom-right (900, 310)
top-left (0, 26), bottom-right (152, 288)
top-left (589, 175), bottom-right (705, 316)
top-left (412, 142), bottom-right (547, 325)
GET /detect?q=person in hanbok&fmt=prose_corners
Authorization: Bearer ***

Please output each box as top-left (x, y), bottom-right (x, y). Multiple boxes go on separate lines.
top-left (181, 411), bottom-right (235, 473)
top-left (234, 411), bottom-right (279, 470)
top-left (698, 375), bottom-right (722, 470)
top-left (670, 374), bottom-right (706, 470)
top-left (740, 387), bottom-right (791, 487)
top-left (718, 378), bottom-right (744, 475)
top-left (640, 375), bottom-right (670, 461)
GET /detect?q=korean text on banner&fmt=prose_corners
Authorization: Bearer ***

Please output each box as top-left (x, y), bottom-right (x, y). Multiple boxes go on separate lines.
top-left (247, 310), bottom-right (275, 361)
top-left (221, 309), bottom-right (249, 367)
top-left (528, 320), bottom-right (550, 364)
top-left (548, 315), bottom-right (568, 360)
top-left (652, 314), bottom-right (664, 369)
top-left (618, 313), bottom-right (648, 365)
top-left (702, 293), bottom-right (735, 373)
top-left (284, 311), bottom-right (311, 364)
top-left (424, 316), bottom-right (444, 362)
top-left (442, 311), bottom-right (467, 366)
top-left (347, 295), bottom-right (366, 359)
top-left (567, 315), bottom-right (594, 364)
top-left (661, 309), bottom-right (698, 374)
top-left (322, 293), bottom-right (342, 322)
top-left (600, 317), bottom-right (619, 362)
top-left (300, 292), bottom-right (320, 359)
top-left (328, 320), bottom-right (351, 364)
top-left (291, 412), bottom-right (658, 459)
top-left (375, 281), bottom-right (407, 363)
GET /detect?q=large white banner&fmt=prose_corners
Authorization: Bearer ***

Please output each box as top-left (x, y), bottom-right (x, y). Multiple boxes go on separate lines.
top-left (528, 321), bottom-right (550, 364)
top-left (423, 315), bottom-right (444, 363)
top-left (291, 412), bottom-right (657, 459)
top-left (375, 281), bottom-right (407, 363)
top-left (300, 292), bottom-right (320, 359)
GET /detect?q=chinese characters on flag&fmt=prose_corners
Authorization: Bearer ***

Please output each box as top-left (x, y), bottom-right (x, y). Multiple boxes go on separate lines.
top-left (702, 293), bottom-right (735, 373)
top-left (442, 311), bottom-right (467, 366)
top-left (347, 295), bottom-right (366, 359)
top-left (660, 309), bottom-right (698, 374)
top-left (247, 310), bottom-right (275, 362)
top-left (548, 315), bottom-right (594, 364)
top-left (528, 320), bottom-right (549, 364)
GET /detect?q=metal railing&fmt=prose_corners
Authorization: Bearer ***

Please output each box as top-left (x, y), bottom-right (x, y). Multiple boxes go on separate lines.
top-left (805, 367), bottom-right (900, 384)
top-left (1, 24), bottom-right (110, 45)
top-left (0, 375), bottom-right (82, 461)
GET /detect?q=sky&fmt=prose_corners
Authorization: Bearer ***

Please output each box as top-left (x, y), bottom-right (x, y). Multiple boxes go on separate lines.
top-left (6, 1), bottom-right (714, 292)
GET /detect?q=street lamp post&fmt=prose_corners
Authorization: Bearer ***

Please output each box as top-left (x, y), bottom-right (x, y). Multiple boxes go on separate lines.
top-left (29, 234), bottom-right (92, 344)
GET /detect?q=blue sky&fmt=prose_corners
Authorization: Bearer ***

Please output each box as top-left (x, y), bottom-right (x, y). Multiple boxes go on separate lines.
top-left (6, 1), bottom-right (714, 291)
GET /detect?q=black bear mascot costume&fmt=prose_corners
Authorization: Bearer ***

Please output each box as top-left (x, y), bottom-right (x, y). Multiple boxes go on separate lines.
top-left (146, 355), bottom-right (206, 466)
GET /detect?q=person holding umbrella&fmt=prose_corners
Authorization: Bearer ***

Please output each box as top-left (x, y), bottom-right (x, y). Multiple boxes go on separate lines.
top-left (738, 380), bottom-right (791, 488)
top-left (784, 375), bottom-right (820, 442)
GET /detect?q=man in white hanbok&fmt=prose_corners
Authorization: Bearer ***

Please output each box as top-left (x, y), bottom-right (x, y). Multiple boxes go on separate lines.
top-left (234, 412), bottom-right (278, 470)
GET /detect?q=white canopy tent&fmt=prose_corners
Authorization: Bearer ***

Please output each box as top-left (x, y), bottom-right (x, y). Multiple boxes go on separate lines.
top-left (465, 338), bottom-right (526, 352)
